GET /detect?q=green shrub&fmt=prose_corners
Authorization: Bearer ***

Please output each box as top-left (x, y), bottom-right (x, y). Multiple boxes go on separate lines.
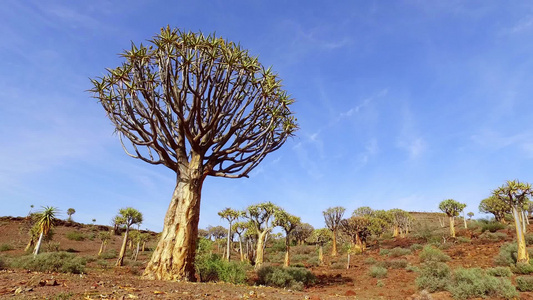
top-left (456, 237), bottom-right (471, 243)
top-left (306, 257), bottom-right (321, 267)
top-left (376, 279), bottom-right (385, 287)
top-left (486, 267), bottom-right (513, 277)
top-left (330, 262), bottom-right (345, 269)
top-left (406, 265), bottom-right (419, 273)
top-left (388, 247), bottom-right (412, 257)
top-left (0, 244), bottom-right (13, 252)
top-left (526, 234), bottom-right (533, 246)
top-left (11, 252), bottom-right (86, 274)
top-left (415, 262), bottom-right (451, 292)
top-left (447, 268), bottom-right (517, 300)
top-left (368, 266), bottom-right (387, 278)
top-left (379, 249), bottom-right (390, 256)
top-left (481, 222), bottom-right (506, 233)
top-left (256, 265), bottom-right (316, 290)
top-left (410, 244), bottom-right (424, 251)
top-left (387, 259), bottom-right (408, 269)
top-left (195, 253), bottom-right (247, 284)
top-left (99, 249), bottom-right (118, 259)
top-left (66, 231), bottom-right (85, 241)
top-left (364, 257), bottom-right (377, 265)
top-left (479, 231), bottom-right (507, 241)
top-left (96, 259), bottom-right (109, 269)
top-left (492, 243), bottom-right (533, 268)
top-left (419, 245), bottom-right (450, 263)
top-left (512, 262), bottom-right (533, 274)
top-left (516, 276), bottom-right (533, 291)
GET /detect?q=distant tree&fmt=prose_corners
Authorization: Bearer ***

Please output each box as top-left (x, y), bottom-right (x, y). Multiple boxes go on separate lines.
top-left (115, 207), bottom-right (143, 266)
top-left (341, 216), bottom-right (372, 253)
top-left (388, 209), bottom-right (412, 237)
top-left (207, 225), bottom-right (227, 240)
top-left (33, 206), bottom-right (59, 256)
top-left (91, 27), bottom-right (297, 281)
top-left (438, 199), bottom-right (466, 238)
top-left (293, 223), bottom-right (314, 245)
top-left (197, 228), bottom-right (209, 239)
top-left (372, 210), bottom-right (393, 237)
top-left (467, 212), bottom-right (474, 220)
top-left (232, 222), bottom-right (248, 262)
top-left (92, 219), bottom-right (96, 224)
top-left (323, 206), bottom-right (345, 256)
top-left (140, 233), bottom-right (151, 252)
top-left (273, 210), bottom-right (301, 267)
top-left (98, 231), bottom-right (112, 256)
top-left (243, 202), bottom-right (281, 269)
top-left (66, 208), bottom-right (76, 222)
top-left (309, 228), bottom-right (331, 265)
top-left (352, 206), bottom-right (374, 217)
top-left (493, 180), bottom-right (532, 263)
top-left (479, 195), bottom-right (510, 224)
top-left (218, 208), bottom-right (241, 261)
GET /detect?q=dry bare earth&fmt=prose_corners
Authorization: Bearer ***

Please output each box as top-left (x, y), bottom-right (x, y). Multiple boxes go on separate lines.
top-left (0, 215), bottom-right (533, 299)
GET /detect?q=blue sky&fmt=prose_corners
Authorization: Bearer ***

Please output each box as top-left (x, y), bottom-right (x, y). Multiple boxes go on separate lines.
top-left (2, 1), bottom-right (533, 231)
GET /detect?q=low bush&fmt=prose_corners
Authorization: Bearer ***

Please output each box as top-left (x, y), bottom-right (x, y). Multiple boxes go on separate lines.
top-left (493, 243), bottom-right (531, 267)
top-left (99, 249), bottom-right (118, 259)
top-left (376, 279), bottom-right (385, 287)
top-left (388, 247), bottom-right (412, 257)
top-left (256, 265), bottom-right (316, 290)
top-left (96, 259), bottom-right (109, 269)
top-left (387, 259), bottom-right (408, 269)
top-left (516, 276), bottom-right (533, 292)
top-left (368, 266), bottom-right (387, 278)
top-left (419, 245), bottom-right (450, 263)
top-left (0, 257), bottom-right (5, 270)
top-left (379, 249), bottom-right (390, 256)
top-left (330, 262), bottom-right (345, 269)
top-left (456, 237), bottom-right (471, 243)
top-left (410, 244), bottom-right (424, 251)
top-left (512, 262), bottom-right (533, 274)
top-left (486, 267), bottom-right (513, 277)
top-left (10, 252), bottom-right (86, 274)
top-left (415, 262), bottom-right (451, 292)
top-left (306, 257), bottom-right (321, 267)
top-left (0, 244), bottom-right (13, 252)
top-left (526, 234), bottom-right (533, 246)
top-left (480, 222), bottom-right (506, 233)
top-left (195, 253), bottom-right (248, 284)
top-left (447, 268), bottom-right (517, 300)
top-left (364, 257), bottom-right (377, 265)
top-left (66, 231), bottom-right (85, 241)
top-left (479, 231), bottom-right (507, 241)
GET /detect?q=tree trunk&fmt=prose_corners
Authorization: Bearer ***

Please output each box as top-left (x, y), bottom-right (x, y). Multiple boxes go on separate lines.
top-left (143, 162), bottom-right (205, 281)
top-left (284, 238), bottom-right (290, 267)
top-left (142, 242), bottom-right (146, 252)
top-left (319, 245), bottom-right (324, 265)
top-left (463, 211), bottom-right (467, 229)
top-left (449, 216), bottom-right (455, 237)
top-left (33, 232), bottom-right (44, 256)
top-left (331, 229), bottom-right (338, 256)
top-left (255, 231), bottom-right (268, 269)
top-left (98, 241), bottom-right (105, 256)
top-left (25, 238), bottom-right (34, 252)
top-left (393, 226), bottom-right (399, 237)
top-left (513, 206), bottom-right (529, 263)
top-left (116, 226), bottom-right (129, 266)
top-left (134, 241), bottom-right (140, 261)
top-left (238, 236), bottom-right (244, 262)
top-left (226, 224), bottom-right (232, 261)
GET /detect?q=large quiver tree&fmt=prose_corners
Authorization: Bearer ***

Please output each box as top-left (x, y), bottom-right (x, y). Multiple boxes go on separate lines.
top-left (90, 27), bottom-right (297, 281)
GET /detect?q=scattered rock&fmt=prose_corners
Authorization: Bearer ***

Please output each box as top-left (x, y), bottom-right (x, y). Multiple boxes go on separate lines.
top-left (45, 279), bottom-right (58, 286)
top-left (345, 290), bottom-right (356, 296)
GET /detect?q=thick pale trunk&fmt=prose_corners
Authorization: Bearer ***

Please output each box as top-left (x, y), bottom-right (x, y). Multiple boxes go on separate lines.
top-left (98, 241), bottom-right (105, 256)
top-left (33, 232), bottom-right (44, 256)
top-left (239, 237), bottom-right (244, 262)
top-left (284, 238), bottom-right (290, 267)
top-left (226, 225), bottom-right (232, 261)
top-left (449, 216), bottom-right (455, 237)
top-left (513, 206), bottom-right (529, 263)
top-left (463, 211), bottom-right (467, 229)
top-left (255, 231), bottom-right (267, 269)
top-left (331, 229), bottom-right (338, 256)
top-left (143, 162), bottom-right (204, 281)
top-left (393, 226), bottom-right (399, 237)
top-left (142, 242), bottom-right (146, 252)
top-left (116, 227), bottom-right (129, 266)
top-left (134, 241), bottom-right (140, 261)
top-left (319, 245), bottom-right (324, 265)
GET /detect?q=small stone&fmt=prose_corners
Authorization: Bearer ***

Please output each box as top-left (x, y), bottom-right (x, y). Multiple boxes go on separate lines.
top-left (345, 290), bottom-right (356, 296)
top-left (45, 279), bottom-right (58, 286)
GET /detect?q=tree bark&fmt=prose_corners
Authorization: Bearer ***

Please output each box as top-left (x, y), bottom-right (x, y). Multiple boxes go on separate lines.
top-left (513, 206), bottom-right (529, 263)
top-left (319, 245), bottom-right (324, 265)
top-left (284, 238), bottom-right (290, 267)
top-left (255, 231), bottom-right (268, 269)
top-left (226, 224), bottom-right (232, 261)
top-left (143, 161), bottom-right (205, 281)
top-left (116, 226), bottom-right (129, 266)
top-left (238, 236), bottom-right (244, 262)
top-left (449, 216), bottom-right (455, 237)
top-left (33, 232), bottom-right (44, 256)
top-left (98, 241), bottom-right (105, 256)
top-left (331, 229), bottom-right (338, 256)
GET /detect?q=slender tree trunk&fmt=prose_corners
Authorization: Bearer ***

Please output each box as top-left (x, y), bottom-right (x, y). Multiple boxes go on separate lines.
top-left (98, 241), bottom-right (105, 256)
top-left (393, 226), bottom-right (399, 237)
top-left (284, 237), bottom-right (290, 267)
top-left (134, 241), bottom-right (140, 261)
top-left (116, 226), bottom-right (129, 266)
top-left (238, 236), bottom-right (244, 262)
top-left (226, 224), bottom-right (232, 261)
top-left (513, 206), bottom-right (529, 263)
top-left (255, 231), bottom-right (268, 269)
top-left (331, 229), bottom-right (338, 256)
top-left (463, 211), bottom-right (467, 229)
top-left (319, 244), bottom-right (324, 265)
top-left (449, 216), bottom-right (455, 237)
top-left (33, 232), bottom-right (44, 256)
top-left (143, 161), bottom-right (205, 281)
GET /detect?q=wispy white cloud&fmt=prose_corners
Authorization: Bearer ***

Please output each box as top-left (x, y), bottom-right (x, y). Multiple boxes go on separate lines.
top-left (358, 138), bottom-right (379, 165)
top-left (338, 88), bottom-right (388, 120)
top-left (396, 104), bottom-right (427, 159)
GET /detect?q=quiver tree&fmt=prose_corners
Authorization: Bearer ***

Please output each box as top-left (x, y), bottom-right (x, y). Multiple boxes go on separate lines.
top-left (309, 228), bottom-right (331, 265)
top-left (66, 208), bottom-right (76, 222)
top-left (232, 221), bottom-right (247, 262)
top-left (389, 209), bottom-right (411, 237)
top-left (479, 195), bottom-right (509, 224)
top-left (243, 202), bottom-right (281, 269)
top-left (115, 207), bottom-right (143, 266)
top-left (98, 231), bottom-right (112, 256)
top-left (438, 199), bottom-right (466, 238)
top-left (293, 223), bottom-right (314, 245)
top-left (341, 216), bottom-right (372, 253)
top-left (323, 206), bottom-right (345, 256)
top-left (33, 206), bottom-right (59, 256)
top-left (218, 208), bottom-right (241, 261)
top-left (90, 27), bottom-right (297, 281)
top-left (493, 180), bottom-right (532, 263)
top-left (467, 212), bottom-right (474, 220)
top-left (273, 210), bottom-right (301, 267)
